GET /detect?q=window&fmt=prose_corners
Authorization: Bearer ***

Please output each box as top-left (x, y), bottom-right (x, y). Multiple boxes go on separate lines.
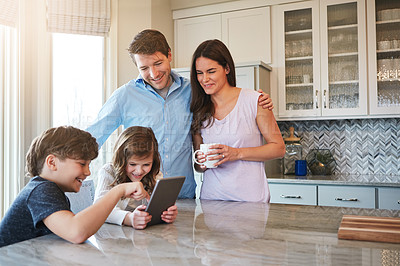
top-left (50, 0), bottom-right (112, 182)
top-left (1, 0), bottom-right (112, 218)
top-left (52, 33), bottom-right (105, 178)
top-left (52, 33), bottom-right (103, 129)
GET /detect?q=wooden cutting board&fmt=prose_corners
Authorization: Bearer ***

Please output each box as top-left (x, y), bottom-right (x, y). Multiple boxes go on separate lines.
top-left (338, 215), bottom-right (400, 243)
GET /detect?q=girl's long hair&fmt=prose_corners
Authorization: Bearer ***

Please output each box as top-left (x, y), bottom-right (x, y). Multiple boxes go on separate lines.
top-left (110, 126), bottom-right (160, 194)
top-left (190, 39), bottom-right (236, 134)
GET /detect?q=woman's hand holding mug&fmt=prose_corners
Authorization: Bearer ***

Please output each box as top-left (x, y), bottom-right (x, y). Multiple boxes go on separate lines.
top-left (193, 143), bottom-right (221, 169)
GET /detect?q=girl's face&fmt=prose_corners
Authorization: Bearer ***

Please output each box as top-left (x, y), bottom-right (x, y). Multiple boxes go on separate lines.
top-left (195, 56), bottom-right (230, 95)
top-left (125, 153), bottom-right (153, 182)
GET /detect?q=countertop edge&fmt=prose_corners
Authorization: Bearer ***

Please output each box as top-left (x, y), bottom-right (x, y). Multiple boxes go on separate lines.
top-left (267, 176), bottom-right (400, 187)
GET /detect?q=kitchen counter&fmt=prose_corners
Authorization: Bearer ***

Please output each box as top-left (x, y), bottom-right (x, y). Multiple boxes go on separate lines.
top-left (268, 174), bottom-right (400, 187)
top-left (1, 199), bottom-right (399, 265)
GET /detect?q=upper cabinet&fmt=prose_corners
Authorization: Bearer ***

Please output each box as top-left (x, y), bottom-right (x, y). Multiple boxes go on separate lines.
top-left (173, 5), bottom-right (271, 68)
top-left (174, 14), bottom-right (221, 68)
top-left (275, 0), bottom-right (368, 118)
top-left (367, 0), bottom-right (400, 115)
top-left (221, 7), bottom-right (271, 64)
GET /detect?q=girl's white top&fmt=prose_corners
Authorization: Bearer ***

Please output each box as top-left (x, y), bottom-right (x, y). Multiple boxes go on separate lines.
top-left (94, 163), bottom-right (161, 225)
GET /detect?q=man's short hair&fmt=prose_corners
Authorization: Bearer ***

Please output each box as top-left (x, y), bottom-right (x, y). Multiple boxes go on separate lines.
top-left (127, 29), bottom-right (170, 64)
top-left (26, 126), bottom-right (98, 177)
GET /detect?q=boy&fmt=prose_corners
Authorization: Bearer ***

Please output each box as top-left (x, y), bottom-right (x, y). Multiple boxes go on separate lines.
top-left (0, 126), bottom-right (147, 247)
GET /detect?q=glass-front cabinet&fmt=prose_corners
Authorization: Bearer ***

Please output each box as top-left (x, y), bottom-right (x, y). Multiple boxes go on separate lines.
top-left (276, 0), bottom-right (367, 118)
top-left (367, 0), bottom-right (400, 115)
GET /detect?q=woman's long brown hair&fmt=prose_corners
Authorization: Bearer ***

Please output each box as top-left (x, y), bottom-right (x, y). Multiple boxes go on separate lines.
top-left (110, 126), bottom-right (160, 194)
top-left (190, 39), bottom-right (236, 134)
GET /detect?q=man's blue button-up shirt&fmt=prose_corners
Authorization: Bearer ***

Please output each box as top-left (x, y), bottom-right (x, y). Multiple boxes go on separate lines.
top-left (86, 70), bottom-right (195, 198)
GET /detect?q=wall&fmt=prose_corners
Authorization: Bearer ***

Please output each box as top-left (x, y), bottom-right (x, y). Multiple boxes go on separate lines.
top-left (277, 118), bottom-right (400, 182)
top-left (116, 0), bottom-right (173, 86)
top-left (116, 0), bottom-right (149, 86)
top-left (151, 0), bottom-right (174, 66)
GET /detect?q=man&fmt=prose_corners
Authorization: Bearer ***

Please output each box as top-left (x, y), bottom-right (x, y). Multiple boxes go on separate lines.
top-left (87, 29), bottom-right (273, 198)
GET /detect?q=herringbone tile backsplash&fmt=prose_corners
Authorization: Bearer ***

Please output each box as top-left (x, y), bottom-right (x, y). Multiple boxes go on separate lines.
top-left (278, 118), bottom-right (400, 182)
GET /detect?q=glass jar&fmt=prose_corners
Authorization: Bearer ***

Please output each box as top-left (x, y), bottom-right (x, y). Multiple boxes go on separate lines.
top-left (283, 127), bottom-right (302, 175)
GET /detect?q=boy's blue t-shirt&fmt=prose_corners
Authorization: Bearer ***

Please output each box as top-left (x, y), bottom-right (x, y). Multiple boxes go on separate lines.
top-left (0, 176), bottom-right (70, 247)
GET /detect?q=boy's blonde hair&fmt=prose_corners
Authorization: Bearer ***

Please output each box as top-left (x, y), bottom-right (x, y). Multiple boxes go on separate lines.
top-left (26, 126), bottom-right (98, 177)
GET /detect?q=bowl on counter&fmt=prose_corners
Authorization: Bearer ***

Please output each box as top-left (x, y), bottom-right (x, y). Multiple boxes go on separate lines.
top-left (306, 149), bottom-right (336, 175)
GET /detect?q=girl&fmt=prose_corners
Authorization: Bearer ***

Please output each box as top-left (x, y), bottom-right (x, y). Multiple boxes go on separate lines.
top-left (94, 126), bottom-right (178, 229)
top-left (190, 39), bottom-right (285, 203)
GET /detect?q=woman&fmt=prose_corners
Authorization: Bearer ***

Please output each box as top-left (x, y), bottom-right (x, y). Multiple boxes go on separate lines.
top-left (190, 39), bottom-right (285, 203)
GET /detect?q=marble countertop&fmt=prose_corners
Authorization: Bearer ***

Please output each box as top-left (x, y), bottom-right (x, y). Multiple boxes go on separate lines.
top-left (268, 174), bottom-right (400, 187)
top-left (1, 199), bottom-right (399, 265)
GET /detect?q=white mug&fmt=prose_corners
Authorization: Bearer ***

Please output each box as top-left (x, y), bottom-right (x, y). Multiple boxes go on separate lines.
top-left (193, 143), bottom-right (220, 168)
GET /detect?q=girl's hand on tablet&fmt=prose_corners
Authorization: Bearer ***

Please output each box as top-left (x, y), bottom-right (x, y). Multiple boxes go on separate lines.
top-left (161, 205), bottom-right (178, 224)
top-left (131, 205), bottom-right (152, 229)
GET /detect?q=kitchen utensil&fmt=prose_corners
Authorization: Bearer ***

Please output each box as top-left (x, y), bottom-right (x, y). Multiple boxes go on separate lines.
top-left (338, 215), bottom-right (400, 243)
top-left (283, 127), bottom-right (302, 174)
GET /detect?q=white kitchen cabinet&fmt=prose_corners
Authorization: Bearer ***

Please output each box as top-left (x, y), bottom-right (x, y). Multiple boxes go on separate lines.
top-left (269, 179), bottom-right (399, 210)
top-left (275, 0), bottom-right (368, 118)
top-left (367, 0), bottom-right (400, 115)
top-left (174, 14), bottom-right (221, 68)
top-left (221, 7), bottom-right (271, 64)
top-left (173, 6), bottom-right (271, 68)
top-left (269, 183), bottom-right (317, 205)
top-left (173, 61), bottom-right (271, 93)
top-left (318, 185), bottom-right (376, 208)
top-left (235, 61), bottom-right (271, 92)
top-left (377, 187), bottom-right (400, 210)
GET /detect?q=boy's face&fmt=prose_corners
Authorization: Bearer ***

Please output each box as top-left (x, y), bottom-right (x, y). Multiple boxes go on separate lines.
top-left (134, 51), bottom-right (172, 91)
top-left (54, 158), bottom-right (91, 192)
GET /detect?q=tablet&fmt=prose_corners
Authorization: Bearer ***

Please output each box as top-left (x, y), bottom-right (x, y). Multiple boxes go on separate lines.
top-left (145, 176), bottom-right (185, 226)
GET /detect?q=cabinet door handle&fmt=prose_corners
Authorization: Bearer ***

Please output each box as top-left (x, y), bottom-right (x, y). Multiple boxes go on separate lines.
top-left (280, 195), bottom-right (302, 199)
top-left (315, 90), bottom-right (319, 109)
top-left (335, 197), bottom-right (358, 202)
top-left (398, 200), bottom-right (400, 204)
top-left (323, 89), bottom-right (327, 108)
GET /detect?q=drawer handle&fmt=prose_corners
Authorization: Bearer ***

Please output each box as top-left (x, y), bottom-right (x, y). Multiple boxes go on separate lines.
top-left (398, 200), bottom-right (400, 204)
top-left (280, 195), bottom-right (301, 199)
top-left (335, 197), bottom-right (358, 202)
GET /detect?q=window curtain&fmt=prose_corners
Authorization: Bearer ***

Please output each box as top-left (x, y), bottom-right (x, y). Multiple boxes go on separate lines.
top-left (0, 0), bottom-right (18, 27)
top-left (0, 23), bottom-right (20, 218)
top-left (46, 0), bottom-right (111, 36)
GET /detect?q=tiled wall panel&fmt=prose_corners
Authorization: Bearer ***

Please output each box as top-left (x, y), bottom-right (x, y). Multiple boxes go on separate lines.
top-left (278, 118), bottom-right (400, 181)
